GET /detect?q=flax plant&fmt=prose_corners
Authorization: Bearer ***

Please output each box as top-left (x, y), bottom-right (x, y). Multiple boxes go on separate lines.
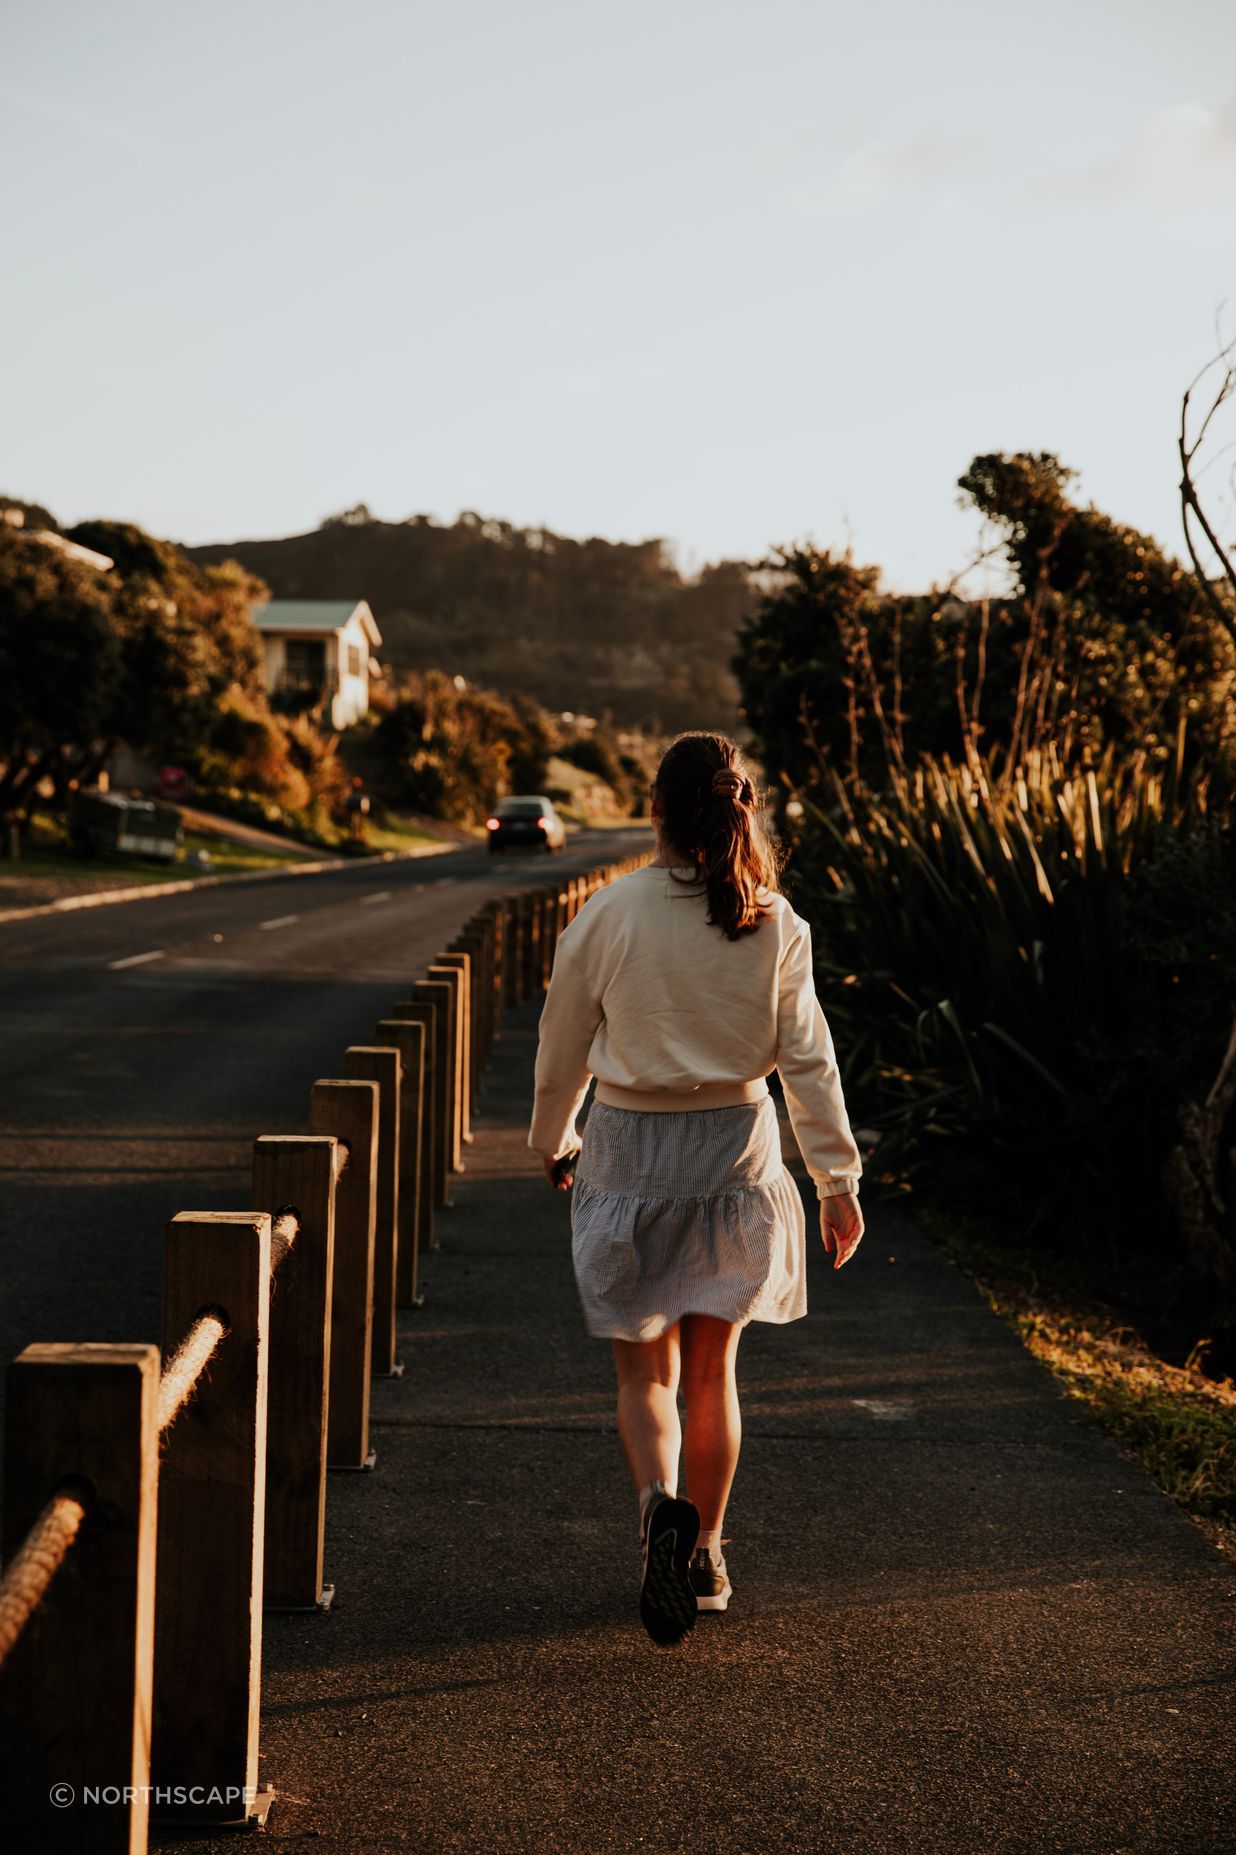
top-left (790, 713), bottom-right (1236, 1325)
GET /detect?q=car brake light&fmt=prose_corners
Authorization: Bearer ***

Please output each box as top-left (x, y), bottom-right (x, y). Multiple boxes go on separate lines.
top-left (486, 817), bottom-right (500, 829)
top-left (537, 817), bottom-right (548, 829)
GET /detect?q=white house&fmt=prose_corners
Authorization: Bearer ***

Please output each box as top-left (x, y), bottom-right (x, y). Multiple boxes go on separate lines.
top-left (251, 600), bottom-right (382, 729)
top-left (2, 506), bottom-right (114, 571)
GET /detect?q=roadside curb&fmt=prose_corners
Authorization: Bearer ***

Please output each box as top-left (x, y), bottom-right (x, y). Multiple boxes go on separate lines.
top-left (0, 839), bottom-right (461, 927)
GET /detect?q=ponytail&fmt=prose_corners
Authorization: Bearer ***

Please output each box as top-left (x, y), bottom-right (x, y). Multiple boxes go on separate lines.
top-left (652, 731), bottom-right (784, 940)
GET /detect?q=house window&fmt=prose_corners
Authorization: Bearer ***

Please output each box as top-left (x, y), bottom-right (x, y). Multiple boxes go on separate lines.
top-left (283, 638), bottom-right (326, 690)
top-left (346, 642), bottom-right (363, 680)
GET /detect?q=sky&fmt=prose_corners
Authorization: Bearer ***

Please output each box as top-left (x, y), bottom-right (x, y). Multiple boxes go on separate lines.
top-left (3, 0), bottom-right (1235, 594)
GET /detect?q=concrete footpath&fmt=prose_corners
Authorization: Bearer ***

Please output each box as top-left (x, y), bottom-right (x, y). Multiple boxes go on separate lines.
top-left (195, 996), bottom-right (1235, 1855)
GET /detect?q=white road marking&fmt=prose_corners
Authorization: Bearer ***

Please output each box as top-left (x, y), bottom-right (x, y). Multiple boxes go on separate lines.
top-left (108, 949), bottom-right (164, 970)
top-left (361, 891), bottom-right (392, 905)
top-left (851, 1398), bottom-right (915, 1421)
top-left (259, 914), bottom-right (299, 931)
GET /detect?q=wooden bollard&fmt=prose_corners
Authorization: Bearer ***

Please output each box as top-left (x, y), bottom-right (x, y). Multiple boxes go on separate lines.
top-left (523, 894), bottom-right (538, 1001)
top-left (513, 895), bottom-right (528, 1005)
top-left (522, 895), bottom-right (540, 998)
top-left (344, 1045), bottom-right (402, 1377)
top-left (484, 911), bottom-right (499, 1051)
top-left (409, 980), bottom-right (452, 1206)
top-left (507, 895), bottom-right (525, 1006)
top-left (489, 901), bottom-right (508, 1032)
top-left (536, 890), bottom-right (550, 988)
top-left (541, 891), bottom-right (558, 987)
top-left (253, 1135), bottom-right (337, 1612)
top-left (503, 896), bottom-right (519, 1009)
top-left (153, 1214), bottom-right (273, 1830)
top-left (541, 888), bottom-right (558, 986)
top-left (537, 889), bottom-right (550, 986)
top-left (457, 940), bottom-right (483, 1111)
top-left (499, 896), bottom-right (516, 1007)
top-left (310, 1081), bottom-right (379, 1469)
top-left (540, 889), bottom-right (553, 981)
top-left (0, 1343), bottom-right (160, 1855)
top-left (529, 891), bottom-right (544, 990)
top-left (386, 1001), bottom-right (436, 1250)
top-left (482, 910), bottom-right (498, 1047)
top-left (427, 963), bottom-right (466, 1169)
top-left (451, 932), bottom-right (487, 1097)
top-left (480, 902), bottom-right (500, 1034)
top-left (451, 935), bottom-right (483, 1093)
top-left (434, 951), bottom-right (473, 1141)
top-left (374, 1019), bottom-right (427, 1300)
top-left (523, 891), bottom-right (536, 988)
top-left (474, 917), bottom-right (494, 1076)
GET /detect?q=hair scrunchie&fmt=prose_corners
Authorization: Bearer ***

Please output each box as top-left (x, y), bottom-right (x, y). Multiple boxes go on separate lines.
top-left (710, 768), bottom-right (748, 803)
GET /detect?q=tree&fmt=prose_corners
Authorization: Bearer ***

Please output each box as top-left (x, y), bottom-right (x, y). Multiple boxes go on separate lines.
top-left (371, 671), bottom-right (563, 824)
top-left (958, 452), bottom-right (1235, 769)
top-left (733, 457), bottom-right (1236, 818)
top-left (1178, 335), bottom-right (1236, 654)
top-left (67, 521), bottom-right (267, 766)
top-left (0, 511), bottom-right (293, 838)
top-left (0, 525), bottom-right (122, 818)
top-left (506, 693), bottom-right (557, 793)
top-left (320, 504), bottom-right (376, 528)
top-left (731, 547), bottom-right (898, 810)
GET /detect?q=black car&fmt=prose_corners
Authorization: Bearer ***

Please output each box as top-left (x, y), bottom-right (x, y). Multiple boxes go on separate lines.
top-left (486, 795), bottom-right (567, 853)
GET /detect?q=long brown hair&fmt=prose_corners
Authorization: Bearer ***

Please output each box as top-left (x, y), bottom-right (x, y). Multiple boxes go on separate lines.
top-left (652, 731), bottom-right (784, 940)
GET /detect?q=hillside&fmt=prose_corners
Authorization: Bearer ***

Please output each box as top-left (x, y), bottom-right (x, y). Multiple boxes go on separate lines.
top-left (186, 507), bottom-right (756, 733)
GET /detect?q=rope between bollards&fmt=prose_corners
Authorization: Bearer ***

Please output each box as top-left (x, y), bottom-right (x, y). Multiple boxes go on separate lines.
top-left (157, 1311), bottom-right (227, 1435)
top-left (0, 1489), bottom-right (88, 1668)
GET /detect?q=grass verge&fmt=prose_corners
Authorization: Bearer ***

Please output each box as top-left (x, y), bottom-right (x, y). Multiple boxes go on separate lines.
top-left (359, 814), bottom-right (449, 853)
top-left (911, 1197), bottom-right (1236, 1566)
top-left (3, 813), bottom-right (443, 894)
top-left (178, 831), bottom-right (312, 874)
top-left (0, 850), bottom-right (186, 888)
top-left (6, 817), bottom-right (315, 886)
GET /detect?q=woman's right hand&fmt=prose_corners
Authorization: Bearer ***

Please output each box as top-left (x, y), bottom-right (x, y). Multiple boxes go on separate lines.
top-left (820, 1192), bottom-right (864, 1269)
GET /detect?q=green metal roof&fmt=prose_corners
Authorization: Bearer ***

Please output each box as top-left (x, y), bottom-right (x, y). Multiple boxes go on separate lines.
top-left (251, 599), bottom-right (381, 646)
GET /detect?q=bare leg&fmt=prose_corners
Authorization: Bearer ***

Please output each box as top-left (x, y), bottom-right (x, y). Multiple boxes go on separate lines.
top-left (611, 1324), bottom-right (682, 1499)
top-left (679, 1314), bottom-right (744, 1535)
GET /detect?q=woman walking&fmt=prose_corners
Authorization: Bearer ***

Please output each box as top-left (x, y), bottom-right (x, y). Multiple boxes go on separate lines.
top-left (527, 731), bottom-right (864, 1646)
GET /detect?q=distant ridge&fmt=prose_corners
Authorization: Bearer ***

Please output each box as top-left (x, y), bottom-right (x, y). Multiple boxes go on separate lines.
top-left (186, 507), bottom-right (753, 732)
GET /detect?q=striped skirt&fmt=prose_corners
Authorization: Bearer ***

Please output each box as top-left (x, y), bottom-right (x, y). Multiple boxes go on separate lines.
top-left (569, 1095), bottom-right (807, 1342)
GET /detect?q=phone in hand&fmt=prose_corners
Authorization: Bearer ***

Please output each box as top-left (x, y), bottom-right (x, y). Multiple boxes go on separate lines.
top-left (552, 1146), bottom-right (583, 1188)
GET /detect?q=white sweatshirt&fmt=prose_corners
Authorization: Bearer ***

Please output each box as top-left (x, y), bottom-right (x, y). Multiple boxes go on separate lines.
top-left (527, 863), bottom-right (863, 1199)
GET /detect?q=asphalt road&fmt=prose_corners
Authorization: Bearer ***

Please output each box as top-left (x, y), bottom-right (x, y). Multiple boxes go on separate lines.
top-left (0, 824), bottom-right (645, 1434)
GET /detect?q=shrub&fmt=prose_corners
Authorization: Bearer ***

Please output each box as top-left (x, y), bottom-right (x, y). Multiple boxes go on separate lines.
top-left (791, 721), bottom-right (1236, 1330)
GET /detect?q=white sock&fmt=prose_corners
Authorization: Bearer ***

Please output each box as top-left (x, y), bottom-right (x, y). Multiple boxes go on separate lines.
top-left (697, 1527), bottom-right (722, 1564)
top-left (638, 1478), bottom-right (675, 1534)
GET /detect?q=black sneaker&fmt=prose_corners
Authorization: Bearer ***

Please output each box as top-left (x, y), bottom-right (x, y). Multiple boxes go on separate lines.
top-left (639, 1492), bottom-right (700, 1645)
top-left (688, 1545), bottom-right (732, 1613)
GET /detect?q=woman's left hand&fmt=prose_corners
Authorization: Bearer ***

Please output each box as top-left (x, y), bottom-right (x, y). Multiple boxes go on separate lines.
top-left (543, 1153), bottom-right (577, 1191)
top-left (820, 1191), bottom-right (864, 1268)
